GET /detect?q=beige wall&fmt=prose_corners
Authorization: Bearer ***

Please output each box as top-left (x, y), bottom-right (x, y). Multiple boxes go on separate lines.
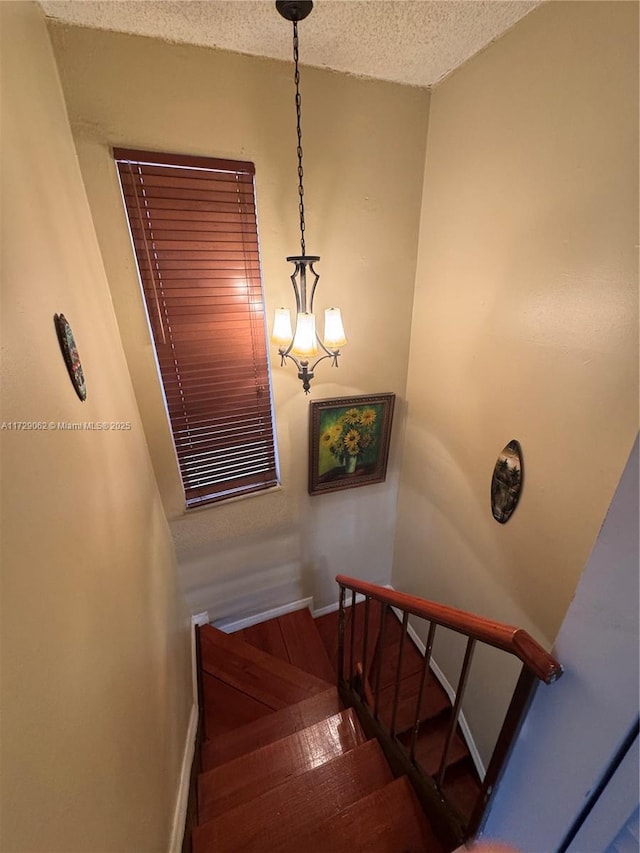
top-left (47, 23), bottom-right (430, 621)
top-left (393, 0), bottom-right (639, 762)
top-left (0, 5), bottom-right (192, 851)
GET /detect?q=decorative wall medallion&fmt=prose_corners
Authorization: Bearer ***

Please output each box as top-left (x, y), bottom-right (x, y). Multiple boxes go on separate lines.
top-left (491, 439), bottom-right (523, 523)
top-left (54, 313), bottom-right (86, 401)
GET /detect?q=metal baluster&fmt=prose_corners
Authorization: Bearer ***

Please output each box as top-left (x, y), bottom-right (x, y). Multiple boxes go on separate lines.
top-left (390, 611), bottom-right (409, 737)
top-left (337, 585), bottom-right (345, 684)
top-left (361, 596), bottom-right (371, 686)
top-left (436, 637), bottom-right (476, 789)
top-left (373, 603), bottom-right (388, 720)
top-left (348, 590), bottom-right (356, 687)
top-left (410, 621), bottom-right (437, 762)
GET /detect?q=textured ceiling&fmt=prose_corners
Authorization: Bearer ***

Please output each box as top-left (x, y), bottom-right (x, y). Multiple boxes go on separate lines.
top-left (41, 0), bottom-right (542, 88)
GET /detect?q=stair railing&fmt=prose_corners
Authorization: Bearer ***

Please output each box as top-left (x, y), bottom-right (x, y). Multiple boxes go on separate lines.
top-left (336, 574), bottom-right (562, 849)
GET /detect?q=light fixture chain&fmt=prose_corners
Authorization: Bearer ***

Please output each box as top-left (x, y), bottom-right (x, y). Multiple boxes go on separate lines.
top-left (293, 20), bottom-right (306, 256)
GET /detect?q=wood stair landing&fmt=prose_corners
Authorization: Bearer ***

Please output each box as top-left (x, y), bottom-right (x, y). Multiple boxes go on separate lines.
top-left (193, 616), bottom-right (445, 852)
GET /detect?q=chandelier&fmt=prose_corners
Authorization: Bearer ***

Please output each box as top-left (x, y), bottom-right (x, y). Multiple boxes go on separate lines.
top-left (272, 0), bottom-right (347, 394)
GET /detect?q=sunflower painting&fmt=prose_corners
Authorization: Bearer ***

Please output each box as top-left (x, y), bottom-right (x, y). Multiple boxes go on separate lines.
top-left (309, 394), bottom-right (395, 495)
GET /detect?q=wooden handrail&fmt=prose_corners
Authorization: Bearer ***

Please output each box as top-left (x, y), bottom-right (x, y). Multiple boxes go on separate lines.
top-left (336, 575), bottom-right (562, 684)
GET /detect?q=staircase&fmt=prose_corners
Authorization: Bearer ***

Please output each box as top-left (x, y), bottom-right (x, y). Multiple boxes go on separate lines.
top-left (190, 581), bottom-right (562, 852)
top-left (193, 611), bottom-right (443, 851)
top-left (191, 607), bottom-right (475, 851)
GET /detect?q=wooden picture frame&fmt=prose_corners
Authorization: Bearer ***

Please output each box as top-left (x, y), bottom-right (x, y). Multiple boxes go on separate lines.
top-left (309, 393), bottom-right (395, 496)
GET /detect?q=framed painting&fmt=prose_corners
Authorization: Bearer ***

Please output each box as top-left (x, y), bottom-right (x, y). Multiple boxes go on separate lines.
top-left (309, 393), bottom-right (395, 495)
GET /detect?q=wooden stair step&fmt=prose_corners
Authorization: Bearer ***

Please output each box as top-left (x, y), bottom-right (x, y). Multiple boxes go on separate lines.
top-left (198, 707), bottom-right (368, 822)
top-left (201, 687), bottom-right (342, 771)
top-left (278, 608), bottom-right (336, 682)
top-left (237, 618), bottom-right (289, 662)
top-left (199, 624), bottom-right (332, 711)
top-left (375, 669), bottom-right (450, 733)
top-left (192, 739), bottom-right (393, 853)
top-left (375, 606), bottom-right (409, 644)
top-left (399, 713), bottom-right (470, 777)
top-left (373, 638), bottom-right (425, 691)
top-left (274, 775), bottom-right (444, 852)
top-left (440, 756), bottom-right (482, 823)
top-left (239, 609), bottom-right (335, 683)
top-left (202, 672), bottom-right (273, 739)
top-left (314, 600), bottom-right (383, 678)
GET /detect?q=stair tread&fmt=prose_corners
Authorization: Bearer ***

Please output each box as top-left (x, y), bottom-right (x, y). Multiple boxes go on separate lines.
top-left (315, 600), bottom-right (383, 678)
top-left (399, 713), bottom-right (470, 777)
top-left (375, 669), bottom-right (450, 733)
top-left (199, 624), bottom-right (332, 711)
top-left (278, 608), bottom-right (336, 682)
top-left (238, 619), bottom-right (289, 662)
top-left (374, 638), bottom-right (425, 691)
top-left (274, 775), bottom-right (444, 852)
top-left (198, 707), bottom-right (368, 822)
top-left (239, 609), bottom-right (336, 683)
top-left (201, 687), bottom-right (342, 771)
top-left (192, 739), bottom-right (393, 853)
top-left (202, 672), bottom-right (273, 739)
top-left (441, 757), bottom-right (482, 823)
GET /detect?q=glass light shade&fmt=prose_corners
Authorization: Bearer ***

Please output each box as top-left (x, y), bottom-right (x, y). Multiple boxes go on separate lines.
top-left (271, 307), bottom-right (293, 347)
top-left (323, 307), bottom-right (347, 349)
top-left (291, 312), bottom-right (318, 358)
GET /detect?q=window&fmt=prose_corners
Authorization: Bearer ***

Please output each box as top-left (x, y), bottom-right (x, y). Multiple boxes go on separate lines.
top-left (114, 148), bottom-right (278, 507)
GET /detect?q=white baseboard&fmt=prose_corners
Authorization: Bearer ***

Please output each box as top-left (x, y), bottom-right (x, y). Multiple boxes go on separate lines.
top-left (313, 592), bottom-right (366, 618)
top-left (167, 612), bottom-right (209, 853)
top-left (191, 612), bottom-right (209, 705)
top-left (391, 608), bottom-right (486, 781)
top-left (167, 702), bottom-right (198, 853)
top-left (312, 584), bottom-right (393, 618)
top-left (214, 596), bottom-right (313, 634)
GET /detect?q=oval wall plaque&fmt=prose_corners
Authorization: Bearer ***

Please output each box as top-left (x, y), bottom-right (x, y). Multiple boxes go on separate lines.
top-left (54, 313), bottom-right (87, 401)
top-left (491, 439), bottom-right (523, 523)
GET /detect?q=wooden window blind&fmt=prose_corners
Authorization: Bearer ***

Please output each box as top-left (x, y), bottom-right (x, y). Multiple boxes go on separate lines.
top-left (114, 148), bottom-right (278, 507)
